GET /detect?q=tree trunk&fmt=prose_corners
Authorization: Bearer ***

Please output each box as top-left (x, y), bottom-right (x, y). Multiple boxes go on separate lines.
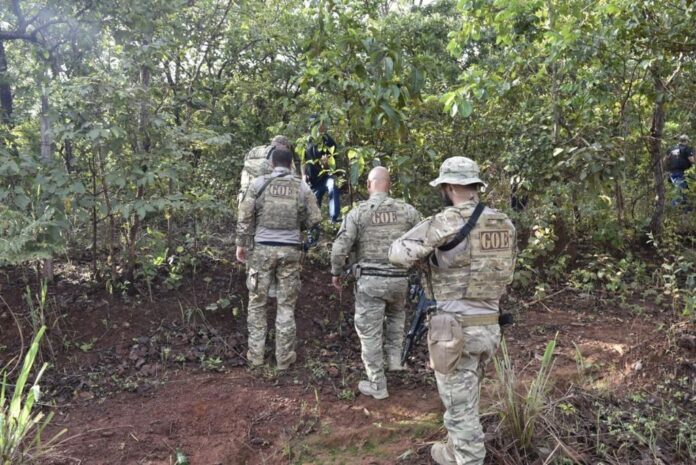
top-left (0, 40), bottom-right (13, 125)
top-left (126, 63), bottom-right (151, 282)
top-left (648, 70), bottom-right (667, 238)
top-left (89, 149), bottom-right (99, 280)
top-left (97, 145), bottom-right (117, 284)
top-left (40, 85), bottom-right (54, 281)
top-left (614, 177), bottom-right (625, 228)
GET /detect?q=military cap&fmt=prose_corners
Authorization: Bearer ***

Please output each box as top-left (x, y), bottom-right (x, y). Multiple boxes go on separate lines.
top-left (679, 134), bottom-right (690, 143)
top-left (429, 156), bottom-right (487, 188)
top-left (270, 135), bottom-right (290, 147)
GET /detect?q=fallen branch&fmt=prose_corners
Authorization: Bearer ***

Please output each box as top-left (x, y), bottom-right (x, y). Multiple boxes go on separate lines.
top-left (521, 287), bottom-right (571, 308)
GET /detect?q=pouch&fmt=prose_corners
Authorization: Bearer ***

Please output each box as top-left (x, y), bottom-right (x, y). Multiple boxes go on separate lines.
top-left (427, 313), bottom-right (464, 374)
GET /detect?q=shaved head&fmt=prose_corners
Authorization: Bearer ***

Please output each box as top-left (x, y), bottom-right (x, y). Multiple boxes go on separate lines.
top-left (367, 166), bottom-right (390, 194)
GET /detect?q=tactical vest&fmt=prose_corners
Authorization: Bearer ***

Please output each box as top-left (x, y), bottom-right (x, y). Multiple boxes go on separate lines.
top-left (431, 207), bottom-right (516, 301)
top-left (356, 196), bottom-right (411, 265)
top-left (256, 175), bottom-right (302, 230)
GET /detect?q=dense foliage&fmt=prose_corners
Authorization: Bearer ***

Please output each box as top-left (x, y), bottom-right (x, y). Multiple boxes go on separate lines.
top-left (1, 0), bottom-right (695, 299)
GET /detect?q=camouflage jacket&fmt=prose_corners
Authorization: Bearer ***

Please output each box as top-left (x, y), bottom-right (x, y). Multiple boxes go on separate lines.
top-left (389, 200), bottom-right (516, 311)
top-left (331, 192), bottom-right (421, 276)
top-left (236, 167), bottom-right (320, 248)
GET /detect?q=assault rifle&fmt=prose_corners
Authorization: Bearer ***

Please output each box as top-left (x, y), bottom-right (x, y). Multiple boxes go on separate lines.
top-left (400, 281), bottom-right (436, 366)
top-left (400, 279), bottom-right (515, 366)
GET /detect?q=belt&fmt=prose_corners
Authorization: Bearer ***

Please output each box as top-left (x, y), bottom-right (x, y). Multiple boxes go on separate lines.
top-left (359, 267), bottom-right (409, 278)
top-left (256, 241), bottom-right (301, 248)
top-left (453, 313), bottom-right (500, 327)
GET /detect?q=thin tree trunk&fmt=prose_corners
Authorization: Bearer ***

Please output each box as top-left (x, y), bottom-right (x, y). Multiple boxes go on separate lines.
top-left (0, 40), bottom-right (13, 125)
top-left (547, 0), bottom-right (560, 144)
top-left (614, 177), bottom-right (625, 227)
top-left (126, 63), bottom-right (151, 282)
top-left (63, 139), bottom-right (74, 173)
top-left (40, 85), bottom-right (54, 281)
top-left (97, 145), bottom-right (117, 284)
top-left (648, 70), bottom-right (667, 238)
top-left (89, 149), bottom-right (99, 280)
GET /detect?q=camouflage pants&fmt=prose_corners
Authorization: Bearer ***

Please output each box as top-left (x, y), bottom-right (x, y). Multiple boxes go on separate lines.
top-left (354, 275), bottom-right (408, 384)
top-left (246, 244), bottom-right (301, 366)
top-left (432, 323), bottom-right (500, 465)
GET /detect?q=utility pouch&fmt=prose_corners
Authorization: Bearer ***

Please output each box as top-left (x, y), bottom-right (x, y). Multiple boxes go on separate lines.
top-left (427, 313), bottom-right (464, 374)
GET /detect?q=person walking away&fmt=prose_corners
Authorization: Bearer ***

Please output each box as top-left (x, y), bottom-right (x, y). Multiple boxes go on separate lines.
top-left (236, 148), bottom-right (321, 369)
top-left (389, 157), bottom-right (516, 465)
top-left (331, 167), bottom-right (421, 399)
top-left (237, 135), bottom-right (294, 299)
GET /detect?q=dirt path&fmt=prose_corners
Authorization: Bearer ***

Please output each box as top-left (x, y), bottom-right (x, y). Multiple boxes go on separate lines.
top-left (0, 262), bottom-right (691, 465)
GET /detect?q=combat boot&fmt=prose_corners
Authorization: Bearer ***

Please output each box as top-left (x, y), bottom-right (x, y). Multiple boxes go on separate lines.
top-left (430, 439), bottom-right (456, 465)
top-left (277, 351), bottom-right (296, 370)
top-left (358, 380), bottom-right (389, 400)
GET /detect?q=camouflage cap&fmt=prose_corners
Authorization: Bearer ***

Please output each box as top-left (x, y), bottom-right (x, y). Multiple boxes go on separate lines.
top-left (679, 134), bottom-right (690, 143)
top-left (271, 135), bottom-right (290, 148)
top-left (429, 156), bottom-right (487, 188)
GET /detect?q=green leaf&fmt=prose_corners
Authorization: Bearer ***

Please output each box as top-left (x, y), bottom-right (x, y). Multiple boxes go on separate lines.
top-left (459, 100), bottom-right (473, 118)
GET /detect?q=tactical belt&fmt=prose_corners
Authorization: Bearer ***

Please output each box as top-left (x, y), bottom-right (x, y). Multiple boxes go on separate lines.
top-left (452, 313), bottom-right (500, 327)
top-left (256, 241), bottom-right (301, 249)
top-left (359, 267), bottom-right (409, 278)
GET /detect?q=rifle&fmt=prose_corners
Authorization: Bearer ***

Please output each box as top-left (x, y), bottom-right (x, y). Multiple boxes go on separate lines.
top-left (400, 279), bottom-right (515, 366)
top-left (400, 281), bottom-right (436, 366)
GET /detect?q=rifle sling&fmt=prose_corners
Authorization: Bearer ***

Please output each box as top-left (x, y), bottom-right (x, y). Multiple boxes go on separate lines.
top-left (255, 172), bottom-right (291, 198)
top-left (437, 202), bottom-right (485, 252)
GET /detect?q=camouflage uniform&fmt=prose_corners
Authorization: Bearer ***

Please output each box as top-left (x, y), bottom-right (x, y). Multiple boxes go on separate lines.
top-left (331, 192), bottom-right (421, 397)
top-left (389, 157), bottom-right (516, 465)
top-left (237, 166), bottom-right (320, 368)
top-left (237, 137), bottom-right (294, 297)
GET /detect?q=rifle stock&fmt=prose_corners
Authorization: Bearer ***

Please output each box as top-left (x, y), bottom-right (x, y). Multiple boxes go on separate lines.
top-left (400, 285), bottom-right (436, 365)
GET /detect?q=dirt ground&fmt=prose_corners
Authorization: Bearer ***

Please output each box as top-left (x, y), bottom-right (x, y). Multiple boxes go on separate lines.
top-left (0, 257), bottom-right (693, 465)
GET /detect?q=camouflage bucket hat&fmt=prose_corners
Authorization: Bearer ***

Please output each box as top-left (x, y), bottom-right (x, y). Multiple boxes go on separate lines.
top-left (429, 156), bottom-right (487, 188)
top-left (271, 135), bottom-right (290, 148)
top-left (679, 134), bottom-right (690, 143)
